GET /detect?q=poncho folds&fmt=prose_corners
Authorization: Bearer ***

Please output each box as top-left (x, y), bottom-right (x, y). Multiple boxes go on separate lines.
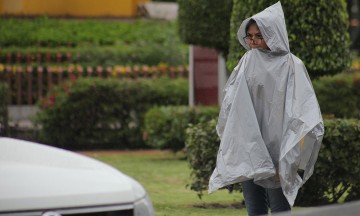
top-left (208, 1), bottom-right (324, 206)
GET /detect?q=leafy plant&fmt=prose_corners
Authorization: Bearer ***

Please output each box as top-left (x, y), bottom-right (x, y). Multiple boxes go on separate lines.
top-left (296, 118), bottom-right (360, 206)
top-left (35, 77), bottom-right (188, 149)
top-left (0, 18), bottom-right (182, 47)
top-left (143, 106), bottom-right (219, 152)
top-left (178, 0), bottom-right (233, 55)
top-left (185, 119), bottom-right (220, 198)
top-left (0, 18), bottom-right (188, 66)
top-left (185, 117), bottom-right (360, 206)
top-left (313, 72), bottom-right (360, 118)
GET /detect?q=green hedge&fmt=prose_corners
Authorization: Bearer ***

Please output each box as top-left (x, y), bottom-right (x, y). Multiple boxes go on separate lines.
top-left (0, 82), bottom-right (9, 136)
top-left (177, 0), bottom-right (233, 55)
top-left (313, 72), bottom-right (360, 118)
top-left (295, 119), bottom-right (360, 206)
top-left (0, 18), bottom-right (187, 66)
top-left (0, 17), bottom-right (180, 47)
top-left (143, 105), bottom-right (219, 152)
top-left (227, 0), bottom-right (350, 77)
top-left (185, 118), bottom-right (360, 206)
top-left (35, 77), bottom-right (188, 150)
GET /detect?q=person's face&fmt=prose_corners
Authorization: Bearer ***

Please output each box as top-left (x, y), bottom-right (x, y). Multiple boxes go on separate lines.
top-left (245, 24), bottom-right (269, 50)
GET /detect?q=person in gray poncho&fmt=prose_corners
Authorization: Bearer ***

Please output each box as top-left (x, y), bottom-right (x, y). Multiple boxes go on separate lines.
top-left (208, 2), bottom-right (324, 215)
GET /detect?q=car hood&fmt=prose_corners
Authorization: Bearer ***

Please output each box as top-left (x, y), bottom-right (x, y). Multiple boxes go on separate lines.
top-left (0, 138), bottom-right (144, 212)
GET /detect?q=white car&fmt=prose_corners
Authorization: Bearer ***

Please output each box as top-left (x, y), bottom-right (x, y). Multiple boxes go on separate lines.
top-left (0, 138), bottom-right (155, 216)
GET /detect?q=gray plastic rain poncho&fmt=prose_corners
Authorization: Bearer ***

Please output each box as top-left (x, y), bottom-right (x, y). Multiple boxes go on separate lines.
top-left (208, 2), bottom-right (324, 206)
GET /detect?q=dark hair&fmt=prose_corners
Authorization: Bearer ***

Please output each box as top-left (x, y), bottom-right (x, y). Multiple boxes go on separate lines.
top-left (245, 19), bottom-right (257, 34)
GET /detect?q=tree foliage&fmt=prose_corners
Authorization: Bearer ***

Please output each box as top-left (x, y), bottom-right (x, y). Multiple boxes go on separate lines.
top-left (227, 0), bottom-right (351, 77)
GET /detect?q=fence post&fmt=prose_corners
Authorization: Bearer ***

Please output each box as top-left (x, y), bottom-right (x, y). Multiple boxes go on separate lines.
top-left (151, 66), bottom-right (158, 78)
top-left (133, 65), bottom-right (140, 79)
top-left (16, 52), bottom-right (22, 64)
top-left (87, 66), bottom-right (93, 77)
top-left (36, 53), bottom-right (42, 63)
top-left (66, 52), bottom-right (71, 63)
top-left (56, 53), bottom-right (62, 63)
top-left (37, 67), bottom-right (43, 100)
top-left (160, 65), bottom-right (167, 77)
top-left (46, 52), bottom-right (52, 63)
top-left (115, 66), bottom-right (121, 78)
top-left (27, 66), bottom-right (33, 105)
top-left (69, 66), bottom-right (77, 81)
top-left (96, 66), bottom-right (103, 77)
top-left (125, 66), bottom-right (131, 78)
top-left (6, 66), bottom-right (12, 104)
top-left (77, 66), bottom-right (84, 78)
top-left (142, 65), bottom-right (149, 78)
top-left (6, 53), bottom-right (12, 64)
top-left (106, 66), bottom-right (112, 78)
top-left (16, 66), bottom-right (23, 105)
top-left (47, 66), bottom-right (53, 91)
top-left (56, 66), bottom-right (62, 84)
top-left (26, 53), bottom-right (33, 64)
top-left (177, 66), bottom-right (184, 78)
top-left (169, 66), bottom-right (175, 79)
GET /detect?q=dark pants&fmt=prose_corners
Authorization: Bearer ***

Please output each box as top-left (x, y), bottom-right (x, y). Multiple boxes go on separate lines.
top-left (241, 180), bottom-right (291, 216)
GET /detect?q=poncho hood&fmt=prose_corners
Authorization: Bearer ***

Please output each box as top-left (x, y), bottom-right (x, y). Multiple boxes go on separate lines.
top-left (208, 1), bottom-right (324, 206)
top-left (237, 1), bottom-right (290, 54)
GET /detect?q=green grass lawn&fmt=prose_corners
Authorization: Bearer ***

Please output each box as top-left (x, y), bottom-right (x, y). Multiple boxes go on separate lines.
top-left (83, 150), bottom-right (248, 216)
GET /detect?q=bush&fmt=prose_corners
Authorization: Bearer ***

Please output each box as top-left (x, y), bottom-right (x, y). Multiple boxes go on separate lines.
top-left (0, 18), bottom-right (182, 47)
top-left (178, 0), bottom-right (233, 55)
top-left (143, 105), bottom-right (219, 152)
top-left (185, 118), bottom-right (360, 205)
top-left (313, 72), bottom-right (360, 118)
top-left (0, 82), bottom-right (9, 135)
top-left (185, 119), bottom-right (219, 197)
top-left (0, 18), bottom-right (188, 66)
top-left (35, 77), bottom-right (188, 150)
top-left (227, 0), bottom-right (351, 77)
top-left (295, 118), bottom-right (360, 206)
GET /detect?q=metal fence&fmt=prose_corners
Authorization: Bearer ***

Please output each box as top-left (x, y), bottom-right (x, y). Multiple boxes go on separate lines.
top-left (0, 64), bottom-right (188, 105)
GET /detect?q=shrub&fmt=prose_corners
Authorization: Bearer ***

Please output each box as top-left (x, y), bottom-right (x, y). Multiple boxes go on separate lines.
top-left (0, 82), bottom-right (9, 135)
top-left (185, 118), bottom-right (360, 205)
top-left (295, 118), bottom-right (360, 206)
top-left (0, 18), bottom-right (183, 47)
top-left (143, 105), bottom-right (219, 152)
top-left (0, 18), bottom-right (188, 66)
top-left (185, 119), bottom-right (219, 198)
top-left (177, 0), bottom-right (233, 55)
top-left (313, 72), bottom-right (360, 118)
top-left (35, 77), bottom-right (188, 150)
top-left (227, 0), bottom-right (351, 77)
